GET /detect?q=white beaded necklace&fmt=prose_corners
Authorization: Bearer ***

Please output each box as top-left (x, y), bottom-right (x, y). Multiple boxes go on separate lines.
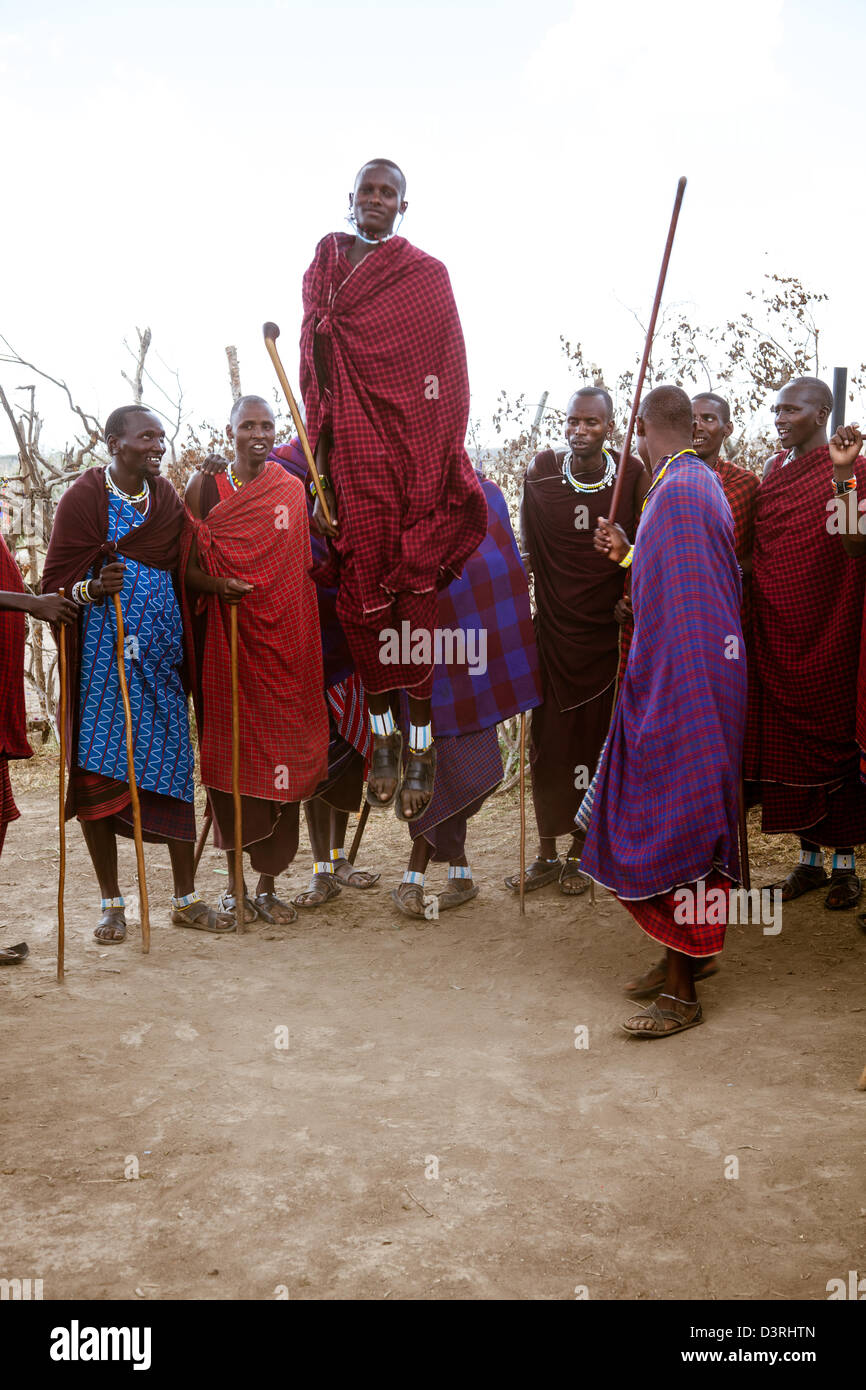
top-left (561, 446), bottom-right (616, 493)
top-left (106, 464), bottom-right (149, 511)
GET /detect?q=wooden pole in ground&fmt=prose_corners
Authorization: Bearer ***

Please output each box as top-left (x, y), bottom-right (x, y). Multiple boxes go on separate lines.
top-left (519, 713), bottom-right (526, 917)
top-left (193, 805), bottom-right (212, 875)
top-left (229, 604), bottom-right (244, 933)
top-left (57, 592), bottom-right (67, 982)
top-left (112, 594), bottom-right (150, 954)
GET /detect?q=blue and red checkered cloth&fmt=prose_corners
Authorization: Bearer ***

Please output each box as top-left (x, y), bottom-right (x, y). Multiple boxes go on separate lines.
top-left (431, 476), bottom-right (542, 736)
top-left (580, 451), bottom-right (747, 957)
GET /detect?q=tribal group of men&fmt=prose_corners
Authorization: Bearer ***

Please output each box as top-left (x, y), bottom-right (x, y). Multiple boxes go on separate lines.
top-left (2, 158), bottom-right (865, 1041)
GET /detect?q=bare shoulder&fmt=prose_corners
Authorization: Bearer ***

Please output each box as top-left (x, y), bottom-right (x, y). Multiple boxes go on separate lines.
top-left (184, 469), bottom-right (204, 518)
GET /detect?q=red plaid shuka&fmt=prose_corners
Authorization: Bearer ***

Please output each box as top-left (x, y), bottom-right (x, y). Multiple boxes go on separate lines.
top-left (300, 233), bottom-right (487, 627)
top-left (744, 447), bottom-right (866, 798)
top-left (0, 537), bottom-right (33, 843)
top-left (181, 464), bottom-right (329, 802)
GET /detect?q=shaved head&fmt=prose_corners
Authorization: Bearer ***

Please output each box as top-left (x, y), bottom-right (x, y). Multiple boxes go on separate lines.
top-left (692, 392), bottom-right (731, 425)
top-left (568, 385), bottom-right (614, 422)
top-left (639, 385), bottom-right (693, 433)
top-left (784, 376), bottom-right (833, 413)
top-left (355, 158), bottom-right (406, 198)
top-left (229, 394), bottom-right (273, 426)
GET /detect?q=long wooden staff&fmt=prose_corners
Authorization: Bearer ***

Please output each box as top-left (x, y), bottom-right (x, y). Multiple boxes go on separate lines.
top-left (57, 592), bottom-right (67, 982)
top-left (518, 712), bottom-right (526, 916)
top-left (112, 594), bottom-right (150, 953)
top-left (607, 176), bottom-right (687, 528)
top-left (229, 604), bottom-right (244, 934)
top-left (738, 780), bottom-right (751, 893)
top-left (348, 800), bottom-right (370, 866)
top-left (193, 804), bottom-right (212, 875)
top-left (262, 322), bottom-right (333, 526)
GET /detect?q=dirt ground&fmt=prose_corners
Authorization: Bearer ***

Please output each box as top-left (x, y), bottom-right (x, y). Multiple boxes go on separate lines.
top-left (2, 749), bottom-right (864, 1303)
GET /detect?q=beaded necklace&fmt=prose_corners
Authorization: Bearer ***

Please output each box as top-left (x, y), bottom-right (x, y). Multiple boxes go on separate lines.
top-left (105, 464), bottom-right (150, 516)
top-left (227, 461), bottom-right (243, 491)
top-left (640, 448), bottom-right (698, 514)
top-left (561, 446), bottom-right (616, 493)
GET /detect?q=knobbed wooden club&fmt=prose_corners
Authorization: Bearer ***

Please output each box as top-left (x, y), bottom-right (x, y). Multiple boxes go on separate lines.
top-left (262, 322), bottom-right (332, 527)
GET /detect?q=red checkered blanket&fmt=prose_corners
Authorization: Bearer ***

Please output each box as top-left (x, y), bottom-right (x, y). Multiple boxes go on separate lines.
top-left (300, 232), bottom-right (487, 618)
top-left (745, 446), bottom-right (866, 786)
top-left (0, 537), bottom-right (31, 764)
top-left (180, 464), bottom-right (329, 802)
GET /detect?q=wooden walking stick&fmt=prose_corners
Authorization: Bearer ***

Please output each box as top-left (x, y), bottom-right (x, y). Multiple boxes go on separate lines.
top-left (607, 177), bottom-right (687, 528)
top-left (112, 594), bottom-right (150, 954)
top-left (262, 322), bottom-right (333, 527)
top-left (229, 604), bottom-right (244, 934)
top-left (193, 804), bottom-right (213, 875)
top-left (348, 800), bottom-right (370, 866)
top-left (738, 779), bottom-right (751, 894)
top-left (57, 591), bottom-right (67, 982)
top-left (519, 712), bottom-right (527, 917)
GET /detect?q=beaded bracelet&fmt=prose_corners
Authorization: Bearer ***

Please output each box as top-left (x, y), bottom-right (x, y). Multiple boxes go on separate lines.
top-left (618, 546), bottom-right (634, 569)
top-left (834, 476), bottom-right (857, 497)
top-left (72, 578), bottom-right (95, 605)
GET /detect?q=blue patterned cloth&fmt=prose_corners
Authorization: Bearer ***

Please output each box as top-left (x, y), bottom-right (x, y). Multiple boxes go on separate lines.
top-left (77, 493), bottom-right (193, 801)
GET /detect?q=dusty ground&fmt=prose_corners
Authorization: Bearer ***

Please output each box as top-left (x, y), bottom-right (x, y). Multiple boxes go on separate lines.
top-left (1, 749), bottom-right (864, 1302)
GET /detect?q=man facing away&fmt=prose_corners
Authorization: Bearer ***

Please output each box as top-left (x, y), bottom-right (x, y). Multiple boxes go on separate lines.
top-left (585, 385), bottom-right (747, 1039)
top-left (182, 396), bottom-right (329, 927)
top-left (301, 158), bottom-right (487, 824)
top-left (623, 390), bottom-right (759, 999)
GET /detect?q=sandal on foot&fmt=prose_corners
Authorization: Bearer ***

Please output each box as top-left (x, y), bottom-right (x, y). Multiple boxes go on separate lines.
top-left (504, 857), bottom-right (561, 893)
top-left (93, 907), bottom-right (127, 944)
top-left (331, 857), bottom-right (381, 889)
top-left (824, 871), bottom-right (862, 911)
top-left (216, 891), bottom-right (260, 926)
top-left (390, 883), bottom-right (428, 919)
top-left (559, 857), bottom-right (591, 896)
top-left (365, 731), bottom-right (403, 811)
top-left (438, 882), bottom-right (479, 911)
top-left (292, 874), bottom-right (342, 910)
top-left (624, 955), bottom-right (719, 998)
top-left (253, 892), bottom-right (299, 924)
top-left (768, 864), bottom-right (828, 902)
top-left (395, 744), bottom-right (437, 823)
top-left (172, 899), bottom-right (235, 933)
top-left (622, 994), bottom-right (704, 1039)
top-left (0, 941), bottom-right (28, 965)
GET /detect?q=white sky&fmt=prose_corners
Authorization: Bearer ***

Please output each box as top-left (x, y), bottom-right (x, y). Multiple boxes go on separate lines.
top-left (1, 0), bottom-right (865, 455)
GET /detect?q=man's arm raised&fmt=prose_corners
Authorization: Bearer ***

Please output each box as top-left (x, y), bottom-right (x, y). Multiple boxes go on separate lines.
top-left (830, 423), bottom-right (866, 558)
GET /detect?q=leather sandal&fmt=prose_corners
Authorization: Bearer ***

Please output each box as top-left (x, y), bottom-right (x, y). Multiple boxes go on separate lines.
top-left (622, 994), bottom-right (704, 1039)
top-left (171, 899), bottom-right (235, 933)
top-left (253, 892), bottom-right (299, 924)
top-left (824, 871), bottom-right (862, 911)
top-left (395, 744), bottom-right (437, 823)
top-left (504, 857), bottom-right (561, 893)
top-left (292, 874), bottom-right (342, 910)
top-left (365, 731), bottom-right (403, 811)
top-left (767, 864), bottom-right (828, 902)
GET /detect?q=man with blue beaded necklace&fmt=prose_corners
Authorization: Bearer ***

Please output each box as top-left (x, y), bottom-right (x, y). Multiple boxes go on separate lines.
top-left (43, 405), bottom-right (231, 943)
